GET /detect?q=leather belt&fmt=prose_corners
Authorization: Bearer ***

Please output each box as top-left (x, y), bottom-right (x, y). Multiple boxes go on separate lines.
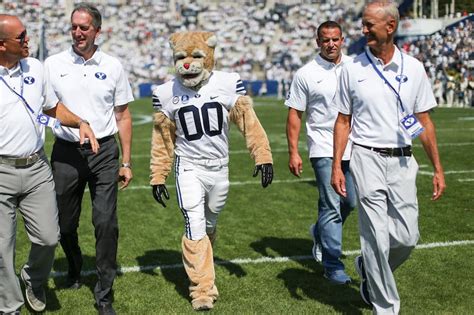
top-left (0, 150), bottom-right (42, 167)
top-left (55, 135), bottom-right (114, 147)
top-left (355, 143), bottom-right (412, 157)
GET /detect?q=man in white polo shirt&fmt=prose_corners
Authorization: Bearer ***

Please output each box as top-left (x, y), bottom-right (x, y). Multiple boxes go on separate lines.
top-left (44, 3), bottom-right (133, 315)
top-left (285, 21), bottom-right (356, 285)
top-left (331, 1), bottom-right (445, 313)
top-left (0, 14), bottom-right (98, 314)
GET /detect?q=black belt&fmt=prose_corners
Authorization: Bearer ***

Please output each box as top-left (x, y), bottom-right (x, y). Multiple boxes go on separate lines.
top-left (355, 143), bottom-right (412, 157)
top-left (55, 135), bottom-right (115, 147)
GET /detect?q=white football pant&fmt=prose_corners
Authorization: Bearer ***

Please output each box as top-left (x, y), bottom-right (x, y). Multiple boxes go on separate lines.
top-left (175, 156), bottom-right (229, 240)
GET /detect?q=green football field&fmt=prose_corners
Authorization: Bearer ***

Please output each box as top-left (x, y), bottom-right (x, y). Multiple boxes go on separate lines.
top-left (14, 97), bottom-right (474, 314)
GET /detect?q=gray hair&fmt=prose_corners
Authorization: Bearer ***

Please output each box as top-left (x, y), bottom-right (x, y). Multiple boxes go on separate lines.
top-left (71, 2), bottom-right (102, 29)
top-left (367, 1), bottom-right (400, 29)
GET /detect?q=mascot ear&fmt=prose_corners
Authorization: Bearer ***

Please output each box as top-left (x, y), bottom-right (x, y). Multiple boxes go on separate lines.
top-left (169, 32), bottom-right (182, 51)
top-left (206, 35), bottom-right (217, 48)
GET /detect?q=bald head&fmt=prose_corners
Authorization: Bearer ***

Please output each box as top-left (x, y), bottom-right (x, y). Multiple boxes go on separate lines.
top-left (0, 14), bottom-right (23, 39)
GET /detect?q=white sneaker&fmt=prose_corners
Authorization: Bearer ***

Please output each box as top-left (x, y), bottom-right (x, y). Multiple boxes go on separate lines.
top-left (309, 224), bottom-right (322, 263)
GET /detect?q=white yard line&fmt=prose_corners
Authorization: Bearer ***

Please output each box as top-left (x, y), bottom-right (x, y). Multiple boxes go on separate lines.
top-left (130, 142), bottom-right (474, 158)
top-left (49, 239), bottom-right (474, 278)
top-left (120, 169), bottom-right (474, 190)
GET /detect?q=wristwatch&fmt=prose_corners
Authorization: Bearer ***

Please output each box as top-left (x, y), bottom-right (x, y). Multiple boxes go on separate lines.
top-left (78, 119), bottom-right (90, 127)
top-left (121, 162), bottom-right (131, 169)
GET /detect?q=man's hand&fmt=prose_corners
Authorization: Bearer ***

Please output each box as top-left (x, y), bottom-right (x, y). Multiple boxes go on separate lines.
top-left (118, 165), bottom-right (133, 190)
top-left (78, 121), bottom-right (99, 154)
top-left (431, 169), bottom-right (446, 200)
top-left (331, 167), bottom-right (347, 197)
top-left (288, 152), bottom-right (303, 177)
top-left (253, 163), bottom-right (273, 188)
top-left (152, 184), bottom-right (170, 207)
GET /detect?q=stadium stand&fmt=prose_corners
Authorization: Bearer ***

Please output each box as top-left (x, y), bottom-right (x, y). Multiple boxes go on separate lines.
top-left (1, 0), bottom-right (472, 106)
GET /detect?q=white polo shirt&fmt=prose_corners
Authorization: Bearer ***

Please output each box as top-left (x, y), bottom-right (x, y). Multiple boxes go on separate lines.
top-left (44, 47), bottom-right (134, 141)
top-left (333, 46), bottom-right (437, 147)
top-left (0, 58), bottom-right (58, 157)
top-left (285, 54), bottom-right (352, 160)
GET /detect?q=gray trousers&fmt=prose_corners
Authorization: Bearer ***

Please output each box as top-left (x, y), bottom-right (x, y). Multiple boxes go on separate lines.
top-left (350, 145), bottom-right (420, 315)
top-left (0, 153), bottom-right (59, 313)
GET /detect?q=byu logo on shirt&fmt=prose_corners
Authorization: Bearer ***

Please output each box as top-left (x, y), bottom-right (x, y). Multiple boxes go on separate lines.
top-left (23, 76), bottom-right (35, 84)
top-left (395, 75), bottom-right (408, 83)
top-left (95, 72), bottom-right (107, 80)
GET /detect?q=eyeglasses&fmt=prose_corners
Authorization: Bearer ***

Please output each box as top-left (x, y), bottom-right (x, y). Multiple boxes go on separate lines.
top-left (0, 30), bottom-right (27, 45)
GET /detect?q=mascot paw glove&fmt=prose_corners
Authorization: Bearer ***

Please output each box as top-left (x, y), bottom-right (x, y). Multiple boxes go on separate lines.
top-left (152, 184), bottom-right (170, 207)
top-left (253, 163), bottom-right (273, 188)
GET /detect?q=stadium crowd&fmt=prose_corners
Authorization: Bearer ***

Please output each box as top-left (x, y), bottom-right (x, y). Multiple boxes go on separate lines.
top-left (1, 0), bottom-right (472, 106)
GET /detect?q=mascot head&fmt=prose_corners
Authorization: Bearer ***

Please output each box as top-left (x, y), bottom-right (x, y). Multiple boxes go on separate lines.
top-left (169, 31), bottom-right (217, 90)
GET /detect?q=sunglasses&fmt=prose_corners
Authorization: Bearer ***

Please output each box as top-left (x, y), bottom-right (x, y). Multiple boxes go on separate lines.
top-left (1, 29), bottom-right (27, 45)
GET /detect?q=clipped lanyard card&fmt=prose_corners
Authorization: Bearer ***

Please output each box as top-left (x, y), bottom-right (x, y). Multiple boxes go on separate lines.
top-left (36, 113), bottom-right (61, 129)
top-left (400, 112), bottom-right (424, 139)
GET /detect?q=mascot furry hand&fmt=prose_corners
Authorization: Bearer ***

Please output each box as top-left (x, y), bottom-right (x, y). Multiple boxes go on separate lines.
top-left (150, 31), bottom-right (273, 202)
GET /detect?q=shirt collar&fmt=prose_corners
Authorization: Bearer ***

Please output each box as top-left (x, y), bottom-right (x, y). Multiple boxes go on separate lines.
top-left (0, 60), bottom-right (22, 76)
top-left (68, 46), bottom-right (102, 65)
top-left (365, 45), bottom-right (401, 73)
top-left (315, 53), bottom-right (347, 70)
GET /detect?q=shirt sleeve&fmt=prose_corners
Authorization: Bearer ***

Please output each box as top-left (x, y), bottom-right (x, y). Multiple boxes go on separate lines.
top-left (332, 65), bottom-right (352, 115)
top-left (413, 62), bottom-right (437, 113)
top-left (114, 63), bottom-right (134, 106)
top-left (284, 70), bottom-right (307, 112)
top-left (42, 60), bottom-right (59, 110)
top-left (235, 75), bottom-right (246, 95)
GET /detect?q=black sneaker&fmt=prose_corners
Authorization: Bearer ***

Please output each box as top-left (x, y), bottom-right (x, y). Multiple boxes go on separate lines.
top-left (98, 303), bottom-right (116, 315)
top-left (354, 255), bottom-right (372, 306)
top-left (65, 277), bottom-right (82, 289)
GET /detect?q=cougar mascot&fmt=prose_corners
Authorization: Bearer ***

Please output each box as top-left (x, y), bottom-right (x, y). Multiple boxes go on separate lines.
top-left (149, 31), bottom-right (273, 311)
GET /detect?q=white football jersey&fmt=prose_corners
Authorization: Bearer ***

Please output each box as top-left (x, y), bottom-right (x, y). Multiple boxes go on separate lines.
top-left (153, 71), bottom-right (245, 160)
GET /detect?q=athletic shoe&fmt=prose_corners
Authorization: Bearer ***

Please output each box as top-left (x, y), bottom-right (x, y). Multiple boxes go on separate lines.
top-left (98, 303), bottom-right (116, 315)
top-left (309, 224), bottom-right (322, 263)
top-left (324, 269), bottom-right (352, 285)
top-left (20, 272), bottom-right (46, 312)
top-left (65, 278), bottom-right (82, 289)
top-left (354, 255), bottom-right (372, 305)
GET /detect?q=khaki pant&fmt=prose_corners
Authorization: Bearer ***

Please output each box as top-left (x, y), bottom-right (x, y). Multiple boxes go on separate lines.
top-left (350, 145), bottom-right (420, 314)
top-left (0, 153), bottom-right (59, 313)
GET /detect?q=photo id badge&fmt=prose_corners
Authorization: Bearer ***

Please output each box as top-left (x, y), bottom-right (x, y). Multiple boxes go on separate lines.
top-left (400, 113), bottom-right (424, 139)
top-left (37, 113), bottom-right (61, 129)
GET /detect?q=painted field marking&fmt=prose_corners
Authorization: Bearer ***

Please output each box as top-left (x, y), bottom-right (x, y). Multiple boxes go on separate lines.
top-left (458, 178), bottom-right (474, 182)
top-left (122, 169), bottom-right (474, 190)
top-left (130, 142), bottom-right (474, 157)
top-left (49, 239), bottom-right (474, 278)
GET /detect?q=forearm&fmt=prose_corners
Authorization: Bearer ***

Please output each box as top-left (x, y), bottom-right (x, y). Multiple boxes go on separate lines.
top-left (286, 108), bottom-right (302, 156)
top-left (230, 96), bottom-right (272, 164)
top-left (332, 113), bottom-right (351, 168)
top-left (417, 113), bottom-right (443, 172)
top-left (117, 115), bottom-right (132, 164)
top-left (150, 112), bottom-right (175, 185)
top-left (43, 102), bottom-right (82, 128)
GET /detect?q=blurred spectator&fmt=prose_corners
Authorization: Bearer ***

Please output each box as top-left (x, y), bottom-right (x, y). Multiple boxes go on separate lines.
top-left (1, 0), bottom-right (471, 103)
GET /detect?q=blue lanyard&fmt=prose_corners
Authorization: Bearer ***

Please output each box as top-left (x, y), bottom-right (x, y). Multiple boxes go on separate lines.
top-left (365, 49), bottom-right (406, 113)
top-left (0, 61), bottom-right (36, 115)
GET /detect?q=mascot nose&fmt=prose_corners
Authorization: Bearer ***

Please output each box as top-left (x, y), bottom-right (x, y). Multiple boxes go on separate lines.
top-left (183, 63), bottom-right (190, 69)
